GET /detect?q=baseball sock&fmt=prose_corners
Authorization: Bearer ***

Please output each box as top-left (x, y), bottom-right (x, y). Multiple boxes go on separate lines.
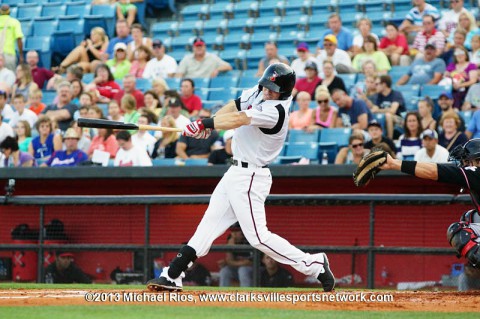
top-left (168, 245), bottom-right (197, 279)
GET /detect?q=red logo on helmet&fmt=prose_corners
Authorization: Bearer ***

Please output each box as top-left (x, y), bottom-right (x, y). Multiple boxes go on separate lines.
top-left (269, 71), bottom-right (278, 82)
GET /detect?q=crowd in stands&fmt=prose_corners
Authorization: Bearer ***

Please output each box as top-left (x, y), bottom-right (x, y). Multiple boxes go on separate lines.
top-left (2, 0), bottom-right (480, 167)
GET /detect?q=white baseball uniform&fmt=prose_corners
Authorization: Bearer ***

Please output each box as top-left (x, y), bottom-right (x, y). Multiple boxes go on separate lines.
top-left (188, 86), bottom-right (327, 278)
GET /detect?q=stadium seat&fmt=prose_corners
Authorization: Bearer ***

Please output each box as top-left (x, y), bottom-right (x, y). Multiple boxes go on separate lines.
top-left (288, 130), bottom-right (320, 144)
top-left (24, 36), bottom-right (52, 69)
top-left (17, 3), bottom-right (42, 20)
top-left (84, 15), bottom-right (110, 39)
top-left (165, 78), bottom-right (181, 90)
top-left (238, 76), bottom-right (258, 89)
top-left (51, 30), bottom-right (76, 63)
top-left (209, 76), bottom-right (239, 89)
top-left (32, 16), bottom-right (58, 37)
top-left (233, 1), bottom-right (259, 19)
top-left (184, 158), bottom-right (208, 166)
top-left (135, 78), bottom-right (151, 92)
top-left (180, 4), bottom-right (209, 21)
top-left (195, 88), bottom-right (210, 101)
top-left (41, 90), bottom-right (57, 105)
top-left (89, 5), bottom-right (116, 37)
top-left (151, 21), bottom-right (177, 39)
top-left (152, 158), bottom-right (177, 166)
top-left (4, 0), bottom-right (25, 7)
top-left (19, 18), bottom-right (33, 37)
top-left (170, 34), bottom-right (196, 51)
top-left (134, 1), bottom-right (146, 27)
top-left (394, 84), bottom-right (421, 97)
top-left (25, 0), bottom-right (49, 3)
top-left (258, 0), bottom-right (278, 17)
top-left (224, 18), bottom-right (248, 36)
top-left (301, 0), bottom-right (332, 16)
top-left (83, 73), bottom-right (94, 84)
top-left (65, 1), bottom-right (91, 18)
top-left (208, 88), bottom-right (238, 102)
top-left (421, 84), bottom-right (452, 99)
top-left (192, 78), bottom-right (210, 89)
top-left (169, 50), bottom-right (187, 63)
top-left (459, 110), bottom-right (473, 126)
top-left (337, 74), bottom-right (357, 91)
top-left (320, 128), bottom-right (352, 147)
top-left (10, 7), bottom-right (17, 18)
top-left (203, 18), bottom-right (225, 35)
top-left (373, 113), bottom-right (387, 132)
top-left (57, 15), bottom-right (84, 46)
top-left (209, 2), bottom-right (233, 20)
top-left (285, 142), bottom-right (319, 160)
top-left (41, 2), bottom-right (66, 17)
top-left (177, 20), bottom-right (203, 36)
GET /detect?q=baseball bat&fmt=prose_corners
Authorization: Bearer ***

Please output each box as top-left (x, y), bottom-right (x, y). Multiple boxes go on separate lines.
top-left (78, 118), bottom-right (183, 132)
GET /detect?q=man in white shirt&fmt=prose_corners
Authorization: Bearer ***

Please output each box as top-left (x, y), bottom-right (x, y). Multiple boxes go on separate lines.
top-left (414, 129), bottom-right (450, 163)
top-left (0, 113), bottom-right (14, 144)
top-left (131, 114), bottom-right (157, 156)
top-left (142, 39), bottom-right (178, 80)
top-left (114, 131), bottom-right (152, 167)
top-left (438, 0), bottom-right (473, 37)
top-left (9, 94), bottom-right (38, 128)
top-left (316, 35), bottom-right (354, 75)
top-left (290, 42), bottom-right (316, 78)
top-left (0, 90), bottom-right (15, 123)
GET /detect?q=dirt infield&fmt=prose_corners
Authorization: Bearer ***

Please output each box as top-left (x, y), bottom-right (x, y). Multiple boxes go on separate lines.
top-left (0, 289), bottom-right (479, 312)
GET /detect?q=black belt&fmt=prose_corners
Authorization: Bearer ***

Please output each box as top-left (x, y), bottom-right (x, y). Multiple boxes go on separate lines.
top-left (232, 160), bottom-right (268, 169)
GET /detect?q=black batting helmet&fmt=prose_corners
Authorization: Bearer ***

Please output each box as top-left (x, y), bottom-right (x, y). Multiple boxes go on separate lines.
top-left (258, 63), bottom-right (296, 100)
top-left (449, 138), bottom-right (480, 166)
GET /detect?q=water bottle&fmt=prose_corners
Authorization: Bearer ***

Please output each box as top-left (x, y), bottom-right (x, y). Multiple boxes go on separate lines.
top-left (321, 152), bottom-right (328, 165)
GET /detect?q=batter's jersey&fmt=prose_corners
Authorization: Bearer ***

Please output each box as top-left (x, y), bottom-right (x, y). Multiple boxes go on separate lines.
top-left (232, 86), bottom-right (292, 167)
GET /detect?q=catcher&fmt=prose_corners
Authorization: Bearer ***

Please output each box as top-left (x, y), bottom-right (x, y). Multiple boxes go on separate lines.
top-left (353, 140), bottom-right (480, 274)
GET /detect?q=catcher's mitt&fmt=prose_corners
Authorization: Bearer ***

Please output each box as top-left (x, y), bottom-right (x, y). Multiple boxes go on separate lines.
top-left (353, 148), bottom-right (387, 187)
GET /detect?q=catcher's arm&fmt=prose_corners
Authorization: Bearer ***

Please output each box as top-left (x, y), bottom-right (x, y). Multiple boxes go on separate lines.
top-left (380, 154), bottom-right (439, 180)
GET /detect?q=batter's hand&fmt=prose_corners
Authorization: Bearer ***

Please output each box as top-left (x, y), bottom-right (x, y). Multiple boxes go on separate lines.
top-left (183, 120), bottom-right (205, 138)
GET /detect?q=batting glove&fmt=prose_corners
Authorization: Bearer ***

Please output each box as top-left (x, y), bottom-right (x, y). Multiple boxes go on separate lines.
top-left (183, 120), bottom-right (205, 138)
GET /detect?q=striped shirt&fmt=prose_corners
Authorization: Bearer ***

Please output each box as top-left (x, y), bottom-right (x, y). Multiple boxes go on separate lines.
top-left (405, 4), bottom-right (441, 26)
top-left (396, 136), bottom-right (422, 161)
top-left (412, 29), bottom-right (445, 52)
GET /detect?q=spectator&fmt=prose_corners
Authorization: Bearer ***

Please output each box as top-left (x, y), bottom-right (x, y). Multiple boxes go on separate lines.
top-left (27, 90), bottom-right (46, 115)
top-left (107, 100), bottom-right (124, 122)
top-left (162, 97), bottom-right (190, 133)
top-left (437, 92), bottom-right (465, 132)
top-left (335, 133), bottom-right (368, 165)
top-left (260, 254), bottom-right (294, 288)
top-left (364, 121), bottom-right (396, 154)
top-left (316, 35), bottom-right (354, 74)
top-left (131, 114), bottom-right (156, 156)
top-left (87, 64), bottom-right (121, 102)
top-left (46, 65), bottom-right (84, 92)
top-left (79, 92), bottom-right (95, 109)
top-left (442, 29), bottom-right (467, 66)
top-left (142, 39), bottom-right (177, 80)
top-left (113, 74), bottom-right (144, 108)
top-left (290, 42), bottom-right (316, 78)
top-left (44, 128), bottom-right (88, 167)
top-left (69, 120), bottom-right (91, 153)
top-left (127, 24), bottom-right (152, 61)
top-left (176, 37), bottom-right (232, 78)
top-left (70, 79), bottom-right (83, 105)
top-left (307, 86), bottom-right (337, 131)
top-left (319, 60), bottom-right (346, 94)
top-left (0, 113), bottom-right (13, 144)
top-left (26, 50), bottom-right (54, 89)
top-left (42, 82), bottom-right (78, 132)
top-left (88, 127), bottom-right (118, 159)
top-left (352, 18), bottom-right (379, 56)
top-left (0, 89), bottom-right (14, 122)
top-left (256, 41), bottom-right (290, 77)
top-left (116, 0), bottom-right (138, 27)
top-left (9, 94), bottom-right (37, 129)
top-left (399, 0), bottom-right (440, 35)
top-left (439, 0), bottom-right (472, 37)
top-left (332, 89), bottom-right (373, 130)
top-left (0, 54), bottom-right (15, 88)
top-left (463, 81), bottom-right (480, 110)
top-left (418, 97), bottom-right (436, 130)
top-left (438, 111), bottom-right (468, 151)
top-left (87, 104), bottom-right (103, 119)
top-left (218, 223), bottom-right (253, 287)
top-left (176, 110), bottom-right (218, 159)
top-left (15, 120), bottom-right (32, 152)
top-left (412, 15), bottom-right (445, 58)
top-left (356, 75), bottom-right (378, 108)
top-left (317, 13), bottom-right (353, 52)
top-left (292, 61), bottom-right (321, 98)
top-left (208, 129), bottom-right (234, 165)
top-left (121, 94), bottom-right (140, 130)
top-left (0, 4), bottom-right (23, 71)
top-left (114, 130), bottom-right (152, 166)
top-left (379, 23), bottom-right (410, 66)
top-left (289, 91), bottom-right (313, 130)
top-left (151, 115), bottom-right (178, 159)
top-left (143, 90), bottom-right (162, 118)
top-left (414, 129), bottom-right (449, 163)
top-left (55, 27), bottom-right (108, 74)
top-left (105, 20), bottom-right (133, 59)
top-left (106, 42), bottom-right (132, 80)
top-left (44, 251), bottom-right (91, 284)
top-left (28, 115), bottom-right (62, 162)
top-left (470, 35), bottom-right (480, 65)
top-left (352, 35), bottom-right (391, 73)
top-left (396, 44), bottom-right (446, 85)
top-left (180, 78), bottom-right (202, 117)
top-left (444, 47), bottom-right (478, 109)
top-left (371, 75), bottom-right (406, 139)
top-left (0, 136), bottom-right (34, 167)
top-left (448, 12), bottom-right (478, 51)
top-left (12, 64), bottom-right (39, 101)
top-left (129, 45), bottom-right (152, 78)
top-left (465, 109), bottom-right (480, 138)
top-left (396, 112), bottom-right (423, 160)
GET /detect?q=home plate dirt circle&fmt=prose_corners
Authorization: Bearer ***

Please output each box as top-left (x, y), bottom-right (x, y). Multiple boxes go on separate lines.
top-left (0, 289), bottom-right (479, 312)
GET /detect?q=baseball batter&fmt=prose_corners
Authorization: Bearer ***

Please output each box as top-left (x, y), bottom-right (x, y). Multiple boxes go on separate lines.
top-left (379, 140), bottom-right (480, 287)
top-left (147, 63), bottom-right (335, 292)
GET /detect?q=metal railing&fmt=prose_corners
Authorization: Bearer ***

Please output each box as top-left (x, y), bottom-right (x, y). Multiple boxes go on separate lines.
top-left (0, 194), bottom-right (469, 288)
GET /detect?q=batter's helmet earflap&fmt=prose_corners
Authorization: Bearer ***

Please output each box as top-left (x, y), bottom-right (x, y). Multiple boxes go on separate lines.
top-left (258, 63), bottom-right (296, 100)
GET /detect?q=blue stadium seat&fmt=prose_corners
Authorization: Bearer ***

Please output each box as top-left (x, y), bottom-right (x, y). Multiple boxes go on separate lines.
top-left (320, 128), bottom-right (352, 147)
top-left (90, 5), bottom-right (116, 37)
top-left (288, 130), bottom-right (320, 144)
top-left (57, 15), bottom-right (84, 46)
top-left (247, 32), bottom-right (277, 48)
top-left (151, 21), bottom-right (177, 39)
top-left (65, 1), bottom-right (91, 17)
top-left (233, 1), bottom-right (259, 19)
top-left (17, 3), bottom-right (42, 19)
top-left (180, 3), bottom-right (209, 21)
top-left (152, 158), bottom-right (177, 166)
top-left (277, 15), bottom-right (309, 32)
top-left (83, 73), bottom-right (94, 84)
top-left (459, 111), bottom-right (473, 126)
top-left (258, 0), bottom-right (278, 17)
top-left (203, 18), bottom-right (225, 35)
top-left (185, 158), bottom-right (208, 166)
top-left (337, 74), bottom-right (357, 91)
top-left (238, 76), bottom-right (258, 89)
top-left (208, 88), bottom-right (239, 102)
top-left (135, 78), bottom-right (151, 92)
top-left (219, 48), bottom-right (240, 65)
top-left (26, 0), bottom-right (49, 4)
top-left (192, 78), bottom-right (210, 89)
top-left (10, 7), bottom-right (17, 18)
top-left (84, 15), bottom-right (110, 39)
top-left (285, 142), bottom-right (319, 160)
top-left (41, 90), bottom-right (57, 105)
top-left (24, 36), bottom-right (52, 69)
top-left (97, 103), bottom-right (108, 117)
top-left (177, 20), bottom-right (203, 36)
top-left (195, 88), bottom-right (210, 101)
top-left (19, 18), bottom-right (33, 37)
top-left (224, 18), bottom-right (248, 35)
top-left (165, 78), bottom-right (181, 90)
top-left (134, 1), bottom-right (146, 26)
top-left (32, 17), bottom-right (58, 37)
top-left (421, 84), bottom-right (452, 99)
top-left (373, 113), bottom-right (387, 132)
top-left (170, 34), bottom-right (196, 51)
top-left (202, 100), bottom-right (223, 110)
top-left (394, 84), bottom-right (421, 97)
top-left (301, 0), bottom-right (333, 16)
top-left (4, 0), bottom-right (25, 7)
top-left (209, 76), bottom-right (239, 89)
top-left (52, 30), bottom-right (76, 61)
top-left (169, 50), bottom-right (187, 63)
top-left (222, 33), bottom-right (250, 50)
top-left (41, 2), bottom-right (66, 16)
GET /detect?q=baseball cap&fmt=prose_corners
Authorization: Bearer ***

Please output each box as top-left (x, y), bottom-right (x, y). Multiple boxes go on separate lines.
top-left (323, 34), bottom-right (337, 45)
top-left (152, 39), bottom-right (163, 47)
top-left (425, 43), bottom-right (436, 50)
top-left (63, 128), bottom-right (80, 140)
top-left (0, 4), bottom-right (10, 15)
top-left (439, 91), bottom-right (453, 99)
top-left (192, 37), bottom-right (206, 46)
top-left (223, 129), bottom-right (234, 143)
top-left (304, 61), bottom-right (318, 72)
top-left (167, 97), bottom-right (182, 108)
top-left (420, 129), bottom-right (438, 139)
top-left (296, 42), bottom-right (309, 52)
top-left (56, 250), bottom-right (74, 258)
top-left (113, 42), bottom-right (127, 52)
top-left (367, 121), bottom-right (382, 129)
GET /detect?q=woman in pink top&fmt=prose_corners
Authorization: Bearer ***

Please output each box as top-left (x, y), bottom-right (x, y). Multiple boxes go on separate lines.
top-left (307, 86), bottom-right (337, 131)
top-left (87, 128), bottom-right (119, 159)
top-left (289, 91), bottom-right (314, 129)
top-left (129, 45), bottom-right (152, 78)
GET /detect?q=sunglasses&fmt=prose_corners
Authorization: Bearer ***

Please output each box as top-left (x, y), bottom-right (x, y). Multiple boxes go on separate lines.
top-left (317, 99), bottom-right (329, 104)
top-left (351, 143), bottom-right (363, 149)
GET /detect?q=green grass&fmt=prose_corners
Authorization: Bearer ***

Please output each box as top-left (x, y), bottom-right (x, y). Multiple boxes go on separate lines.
top-left (0, 306), bottom-right (468, 319)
